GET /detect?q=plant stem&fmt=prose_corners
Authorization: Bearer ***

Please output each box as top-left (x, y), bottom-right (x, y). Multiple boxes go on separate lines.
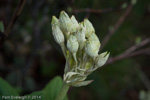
top-left (55, 82), bottom-right (70, 100)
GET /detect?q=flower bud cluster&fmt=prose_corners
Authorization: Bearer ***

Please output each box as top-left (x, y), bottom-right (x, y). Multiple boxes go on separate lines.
top-left (51, 11), bottom-right (109, 87)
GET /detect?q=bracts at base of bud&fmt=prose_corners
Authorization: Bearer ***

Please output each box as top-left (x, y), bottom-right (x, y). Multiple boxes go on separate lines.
top-left (95, 52), bottom-right (110, 67)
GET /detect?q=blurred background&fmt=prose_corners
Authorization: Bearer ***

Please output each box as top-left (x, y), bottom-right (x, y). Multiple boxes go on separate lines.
top-left (0, 0), bottom-right (150, 100)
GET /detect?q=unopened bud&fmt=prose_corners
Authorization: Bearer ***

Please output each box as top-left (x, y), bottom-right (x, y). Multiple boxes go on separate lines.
top-left (95, 52), bottom-right (109, 67)
top-left (71, 15), bottom-right (78, 32)
top-left (75, 23), bottom-right (86, 49)
top-left (67, 35), bottom-right (79, 53)
top-left (51, 16), bottom-right (59, 26)
top-left (75, 24), bottom-right (86, 43)
top-left (88, 33), bottom-right (100, 47)
top-left (84, 19), bottom-right (95, 37)
top-left (88, 33), bottom-right (99, 42)
top-left (85, 41), bottom-right (99, 57)
top-left (59, 11), bottom-right (73, 34)
top-left (52, 25), bottom-right (64, 44)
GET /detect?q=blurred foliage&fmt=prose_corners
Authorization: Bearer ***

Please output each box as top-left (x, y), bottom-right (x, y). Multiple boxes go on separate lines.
top-left (0, 0), bottom-right (150, 100)
top-left (0, 78), bottom-right (18, 100)
top-left (0, 76), bottom-right (68, 100)
top-left (0, 21), bottom-right (4, 32)
top-left (25, 76), bottom-right (68, 100)
top-left (139, 90), bottom-right (150, 100)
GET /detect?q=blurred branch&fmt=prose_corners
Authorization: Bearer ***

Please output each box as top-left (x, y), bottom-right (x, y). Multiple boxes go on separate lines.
top-left (125, 48), bottom-right (150, 58)
top-left (24, 0), bottom-right (48, 74)
top-left (5, 0), bottom-right (26, 37)
top-left (101, 4), bottom-right (133, 49)
top-left (73, 8), bottom-right (114, 14)
top-left (137, 68), bottom-right (150, 90)
top-left (121, 38), bottom-right (150, 55)
top-left (107, 48), bottom-right (150, 65)
top-left (0, 0), bottom-right (26, 45)
top-left (73, 2), bottom-right (130, 14)
top-left (106, 38), bottom-right (150, 65)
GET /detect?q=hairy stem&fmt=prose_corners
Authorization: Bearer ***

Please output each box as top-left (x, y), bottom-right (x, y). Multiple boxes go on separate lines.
top-left (55, 82), bottom-right (70, 100)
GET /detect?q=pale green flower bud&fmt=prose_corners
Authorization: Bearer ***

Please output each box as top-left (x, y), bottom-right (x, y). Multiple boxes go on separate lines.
top-left (59, 11), bottom-right (73, 34)
top-left (88, 32), bottom-right (99, 43)
top-left (75, 23), bottom-right (86, 49)
top-left (52, 25), bottom-right (64, 44)
top-left (71, 15), bottom-right (78, 32)
top-left (85, 41), bottom-right (99, 58)
top-left (75, 23), bottom-right (86, 42)
top-left (84, 19), bottom-right (95, 37)
top-left (75, 29), bottom-right (85, 43)
top-left (67, 35), bottom-right (79, 53)
top-left (88, 32), bottom-right (101, 48)
top-left (95, 52), bottom-right (110, 67)
top-left (51, 16), bottom-right (59, 26)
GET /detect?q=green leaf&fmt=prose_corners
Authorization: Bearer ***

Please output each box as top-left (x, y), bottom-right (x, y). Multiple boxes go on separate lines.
top-left (0, 77), bottom-right (19, 100)
top-left (24, 76), bottom-right (68, 100)
top-left (0, 21), bottom-right (4, 32)
top-left (24, 91), bottom-right (44, 100)
top-left (43, 76), bottom-right (68, 100)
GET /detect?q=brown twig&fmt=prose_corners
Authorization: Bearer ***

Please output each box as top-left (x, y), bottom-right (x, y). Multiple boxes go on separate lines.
top-left (0, 0), bottom-right (26, 47)
top-left (125, 48), bottom-right (150, 58)
top-left (5, 0), bottom-right (26, 37)
top-left (101, 4), bottom-right (132, 49)
top-left (106, 38), bottom-right (150, 65)
top-left (1, 0), bottom-right (26, 39)
top-left (105, 39), bottom-right (150, 89)
top-left (122, 38), bottom-right (150, 55)
top-left (107, 48), bottom-right (150, 65)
